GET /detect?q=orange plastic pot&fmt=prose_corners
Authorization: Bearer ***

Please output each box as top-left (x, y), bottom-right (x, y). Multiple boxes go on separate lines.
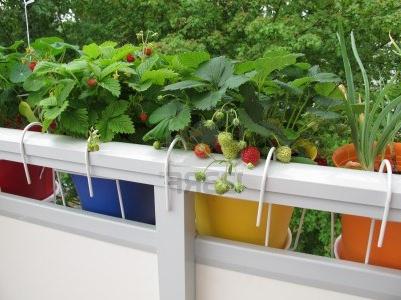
top-left (195, 193), bottom-right (293, 249)
top-left (332, 143), bottom-right (401, 269)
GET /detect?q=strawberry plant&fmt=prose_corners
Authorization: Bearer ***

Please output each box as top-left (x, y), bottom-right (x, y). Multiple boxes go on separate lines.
top-left (20, 41), bottom-right (138, 140)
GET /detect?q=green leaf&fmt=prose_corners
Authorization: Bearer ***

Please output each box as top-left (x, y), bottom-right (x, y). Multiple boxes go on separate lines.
top-left (141, 68), bottom-right (178, 85)
top-left (291, 76), bottom-right (315, 88)
top-left (274, 80), bottom-right (303, 96)
top-left (23, 75), bottom-right (47, 91)
top-left (291, 156), bottom-right (317, 165)
top-left (193, 89), bottom-right (225, 110)
top-left (57, 79), bottom-right (75, 103)
top-left (351, 103), bottom-right (365, 114)
top-left (162, 80), bottom-right (207, 91)
top-left (99, 77), bottom-right (121, 97)
top-left (9, 63), bottom-right (31, 83)
top-left (39, 96), bottom-right (57, 107)
top-left (44, 101), bottom-right (69, 120)
top-left (224, 73), bottom-right (254, 89)
top-left (143, 118), bottom-right (170, 142)
top-left (237, 108), bottom-right (273, 137)
top-left (83, 43), bottom-right (101, 59)
top-left (168, 105), bottom-right (191, 131)
top-left (149, 101), bottom-right (180, 124)
top-left (127, 81), bottom-right (153, 92)
top-left (312, 72), bottom-right (340, 83)
top-left (60, 108), bottom-right (88, 135)
top-left (101, 62), bottom-right (129, 79)
top-left (177, 51), bottom-right (210, 69)
top-left (137, 55), bottom-right (159, 77)
top-left (108, 114), bottom-right (135, 134)
top-left (282, 128), bottom-right (300, 141)
top-left (235, 61), bottom-right (256, 74)
top-left (102, 100), bottom-right (129, 119)
top-left (195, 56), bottom-right (234, 88)
top-left (295, 62), bottom-right (312, 70)
top-left (65, 60), bottom-right (88, 73)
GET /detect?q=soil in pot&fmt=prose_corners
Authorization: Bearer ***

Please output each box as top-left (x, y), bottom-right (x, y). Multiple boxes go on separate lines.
top-left (72, 174), bottom-right (155, 225)
top-left (333, 143), bottom-right (401, 269)
top-left (195, 193), bottom-right (293, 248)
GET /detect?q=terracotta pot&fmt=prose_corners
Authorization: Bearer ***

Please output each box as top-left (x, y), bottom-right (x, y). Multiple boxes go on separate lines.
top-left (332, 143), bottom-right (401, 269)
top-left (0, 126), bottom-right (53, 200)
top-left (332, 143), bottom-right (401, 172)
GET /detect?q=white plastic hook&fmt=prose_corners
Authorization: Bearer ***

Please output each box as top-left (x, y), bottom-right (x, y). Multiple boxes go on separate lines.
top-left (20, 122), bottom-right (41, 184)
top-left (23, 0), bottom-right (35, 48)
top-left (164, 136), bottom-right (187, 211)
top-left (377, 159), bottom-right (392, 247)
top-left (364, 159), bottom-right (393, 264)
top-left (85, 149), bottom-right (94, 198)
top-left (115, 180), bottom-right (126, 219)
top-left (55, 170), bottom-right (66, 207)
top-left (256, 147), bottom-right (276, 227)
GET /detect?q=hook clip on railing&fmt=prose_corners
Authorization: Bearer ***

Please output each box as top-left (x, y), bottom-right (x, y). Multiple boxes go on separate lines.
top-left (20, 122), bottom-right (42, 184)
top-left (85, 149), bottom-right (94, 198)
top-left (164, 136), bottom-right (187, 211)
top-left (256, 147), bottom-right (276, 247)
top-left (364, 159), bottom-right (393, 264)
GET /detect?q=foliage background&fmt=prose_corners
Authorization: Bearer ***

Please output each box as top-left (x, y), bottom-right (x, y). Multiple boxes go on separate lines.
top-left (1, 0), bottom-right (400, 256)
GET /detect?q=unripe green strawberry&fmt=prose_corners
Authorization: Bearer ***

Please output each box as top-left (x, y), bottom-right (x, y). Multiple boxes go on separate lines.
top-left (195, 171), bottom-right (206, 182)
top-left (232, 118), bottom-right (240, 126)
top-left (221, 141), bottom-right (240, 160)
top-left (153, 140), bottom-right (161, 150)
top-left (238, 140), bottom-right (247, 150)
top-left (234, 182), bottom-right (245, 193)
top-left (215, 110), bottom-right (224, 121)
top-left (203, 119), bottom-right (215, 129)
top-left (217, 132), bottom-right (233, 146)
top-left (214, 178), bottom-right (231, 195)
top-left (276, 146), bottom-right (292, 163)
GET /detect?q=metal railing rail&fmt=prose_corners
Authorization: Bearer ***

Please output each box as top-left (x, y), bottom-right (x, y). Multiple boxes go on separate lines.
top-left (0, 128), bottom-right (400, 300)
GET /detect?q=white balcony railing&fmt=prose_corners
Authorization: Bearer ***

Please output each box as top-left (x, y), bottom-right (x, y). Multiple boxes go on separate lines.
top-left (0, 127), bottom-right (400, 300)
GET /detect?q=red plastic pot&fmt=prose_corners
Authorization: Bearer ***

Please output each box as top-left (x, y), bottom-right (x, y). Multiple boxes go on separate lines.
top-left (0, 126), bottom-right (53, 200)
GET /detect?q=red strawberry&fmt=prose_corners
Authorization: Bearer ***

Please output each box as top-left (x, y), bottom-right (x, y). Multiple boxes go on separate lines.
top-left (315, 156), bottom-right (328, 166)
top-left (126, 53), bottom-right (135, 62)
top-left (241, 146), bottom-right (261, 167)
top-left (50, 120), bottom-right (57, 131)
top-left (139, 112), bottom-right (148, 122)
top-left (144, 47), bottom-right (153, 56)
top-left (29, 61), bottom-right (37, 71)
top-left (194, 143), bottom-right (211, 159)
top-left (87, 78), bottom-right (97, 87)
top-left (214, 140), bottom-right (222, 153)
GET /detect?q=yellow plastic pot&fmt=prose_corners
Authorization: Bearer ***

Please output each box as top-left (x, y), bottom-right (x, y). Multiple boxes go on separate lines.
top-left (195, 193), bottom-right (293, 249)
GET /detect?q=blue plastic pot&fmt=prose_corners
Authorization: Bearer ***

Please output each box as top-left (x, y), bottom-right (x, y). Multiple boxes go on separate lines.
top-left (71, 174), bottom-right (155, 225)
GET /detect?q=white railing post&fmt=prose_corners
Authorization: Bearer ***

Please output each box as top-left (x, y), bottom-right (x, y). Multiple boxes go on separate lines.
top-left (154, 186), bottom-right (195, 300)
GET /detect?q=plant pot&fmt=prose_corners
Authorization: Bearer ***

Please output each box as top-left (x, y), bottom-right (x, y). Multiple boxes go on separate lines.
top-left (71, 174), bottom-right (155, 225)
top-left (195, 193), bottom-right (293, 249)
top-left (332, 143), bottom-right (401, 269)
top-left (0, 126), bottom-right (53, 200)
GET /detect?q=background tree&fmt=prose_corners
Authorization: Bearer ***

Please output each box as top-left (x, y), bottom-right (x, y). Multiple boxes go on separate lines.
top-left (1, 0), bottom-right (400, 77)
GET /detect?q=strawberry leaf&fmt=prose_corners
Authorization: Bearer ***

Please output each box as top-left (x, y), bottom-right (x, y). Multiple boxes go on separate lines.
top-left (99, 77), bottom-right (121, 97)
top-left (60, 108), bottom-right (88, 136)
top-left (169, 104), bottom-right (191, 131)
top-left (193, 89), bottom-right (225, 110)
top-left (149, 100), bottom-right (180, 124)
